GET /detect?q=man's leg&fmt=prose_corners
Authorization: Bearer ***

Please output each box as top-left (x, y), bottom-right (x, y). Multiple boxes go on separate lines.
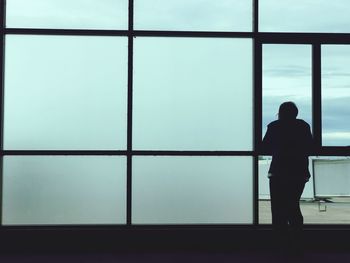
top-left (287, 180), bottom-right (305, 230)
top-left (286, 179), bottom-right (306, 254)
top-left (269, 177), bottom-right (288, 249)
top-left (269, 177), bottom-right (288, 230)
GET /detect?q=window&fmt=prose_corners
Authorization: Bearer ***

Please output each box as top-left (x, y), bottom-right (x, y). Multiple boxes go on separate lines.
top-left (3, 156), bottom-right (126, 225)
top-left (133, 37), bottom-right (253, 151)
top-left (6, 0), bottom-right (128, 29)
top-left (132, 156), bottom-right (253, 224)
top-left (134, 0), bottom-right (252, 31)
top-left (0, 1), bottom-right (349, 228)
top-left (4, 35), bottom-right (128, 150)
top-left (260, 0), bottom-right (350, 33)
top-left (322, 45), bottom-right (350, 146)
top-left (263, 44), bottom-right (312, 135)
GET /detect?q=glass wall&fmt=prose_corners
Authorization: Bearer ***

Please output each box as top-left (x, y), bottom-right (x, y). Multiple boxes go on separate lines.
top-left (1, 0), bottom-right (349, 227)
top-left (1, 0), bottom-right (254, 225)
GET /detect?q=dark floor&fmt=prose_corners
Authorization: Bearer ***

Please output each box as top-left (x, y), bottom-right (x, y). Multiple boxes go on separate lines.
top-left (0, 251), bottom-right (349, 263)
top-left (259, 199), bottom-right (350, 224)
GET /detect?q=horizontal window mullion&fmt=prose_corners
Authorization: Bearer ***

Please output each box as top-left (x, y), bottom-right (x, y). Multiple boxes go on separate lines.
top-left (258, 32), bottom-right (350, 44)
top-left (5, 28), bottom-right (130, 36)
top-left (0, 150), bottom-right (254, 156)
top-left (1, 150), bottom-right (128, 155)
top-left (132, 151), bottom-right (254, 156)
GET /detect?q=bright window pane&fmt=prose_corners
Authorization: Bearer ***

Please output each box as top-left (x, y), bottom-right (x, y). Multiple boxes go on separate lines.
top-left (132, 156), bottom-right (253, 224)
top-left (311, 157), bottom-right (350, 224)
top-left (4, 35), bottom-right (128, 150)
top-left (3, 156), bottom-right (126, 225)
top-left (134, 0), bottom-right (252, 31)
top-left (260, 0), bottom-right (350, 32)
top-left (6, 0), bottom-right (128, 29)
top-left (133, 38), bottom-right (253, 151)
top-left (322, 45), bottom-right (350, 146)
top-left (314, 158), bottom-right (350, 197)
top-left (263, 45), bottom-right (312, 135)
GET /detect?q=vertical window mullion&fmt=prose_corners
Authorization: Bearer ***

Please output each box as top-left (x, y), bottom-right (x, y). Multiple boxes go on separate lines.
top-left (253, 39), bottom-right (262, 225)
top-left (0, 0), bottom-right (6, 226)
top-left (253, 0), bottom-right (260, 226)
top-left (127, 0), bottom-right (134, 226)
top-left (253, 0), bottom-right (259, 33)
top-left (312, 44), bottom-right (322, 152)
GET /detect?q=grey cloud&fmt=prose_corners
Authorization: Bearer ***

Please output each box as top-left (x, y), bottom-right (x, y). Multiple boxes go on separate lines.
top-left (264, 66), bottom-right (311, 77)
top-left (323, 97), bottom-right (350, 132)
top-left (322, 72), bottom-right (350, 78)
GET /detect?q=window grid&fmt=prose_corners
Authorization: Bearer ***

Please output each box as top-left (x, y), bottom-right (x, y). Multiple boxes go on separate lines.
top-left (0, 0), bottom-right (349, 228)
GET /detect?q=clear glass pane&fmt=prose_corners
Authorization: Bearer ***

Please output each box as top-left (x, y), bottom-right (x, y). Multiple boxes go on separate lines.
top-left (322, 45), bottom-right (350, 146)
top-left (133, 37), bottom-right (253, 151)
top-left (134, 0), bottom-right (252, 31)
top-left (6, 0), bottom-right (128, 29)
top-left (308, 157), bottom-right (350, 224)
top-left (259, 156), bottom-right (315, 224)
top-left (4, 35), bottom-right (128, 150)
top-left (3, 156), bottom-right (126, 225)
top-left (259, 156), bottom-right (350, 224)
top-left (263, 45), bottom-right (312, 136)
top-left (132, 156), bottom-right (253, 224)
top-left (260, 0), bottom-right (350, 33)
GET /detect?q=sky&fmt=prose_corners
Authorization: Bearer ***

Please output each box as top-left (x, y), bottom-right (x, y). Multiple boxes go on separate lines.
top-left (4, 0), bottom-right (350, 147)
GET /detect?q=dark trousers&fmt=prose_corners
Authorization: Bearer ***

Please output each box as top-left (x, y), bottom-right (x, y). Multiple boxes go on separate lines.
top-left (269, 177), bottom-right (306, 231)
top-left (269, 177), bottom-right (306, 252)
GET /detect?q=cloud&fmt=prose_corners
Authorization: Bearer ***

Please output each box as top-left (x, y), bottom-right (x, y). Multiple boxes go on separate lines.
top-left (264, 66), bottom-right (312, 77)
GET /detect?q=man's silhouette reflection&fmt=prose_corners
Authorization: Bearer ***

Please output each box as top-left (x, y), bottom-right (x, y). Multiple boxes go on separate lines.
top-left (262, 102), bottom-right (313, 250)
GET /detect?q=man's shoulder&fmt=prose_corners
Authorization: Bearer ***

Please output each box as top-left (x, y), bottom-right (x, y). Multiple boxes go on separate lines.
top-left (267, 120), bottom-right (279, 128)
top-left (295, 119), bottom-right (311, 128)
top-left (268, 119), bottom-right (310, 126)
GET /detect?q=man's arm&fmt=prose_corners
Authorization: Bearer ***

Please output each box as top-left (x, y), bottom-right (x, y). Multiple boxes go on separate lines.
top-left (261, 125), bottom-right (273, 155)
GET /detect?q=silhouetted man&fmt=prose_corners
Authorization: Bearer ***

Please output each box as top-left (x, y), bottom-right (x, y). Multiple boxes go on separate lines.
top-left (262, 102), bottom-right (313, 252)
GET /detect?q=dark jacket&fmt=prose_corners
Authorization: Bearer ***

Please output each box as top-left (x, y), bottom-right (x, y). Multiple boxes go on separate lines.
top-left (262, 119), bottom-right (313, 180)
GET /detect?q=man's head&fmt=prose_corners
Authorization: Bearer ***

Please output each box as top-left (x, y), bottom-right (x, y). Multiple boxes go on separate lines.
top-left (278, 101), bottom-right (298, 120)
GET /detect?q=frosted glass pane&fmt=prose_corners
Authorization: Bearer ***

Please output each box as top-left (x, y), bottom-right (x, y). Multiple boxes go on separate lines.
top-left (322, 45), bottom-right (350, 146)
top-left (134, 0), bottom-right (252, 31)
top-left (133, 38), bottom-right (253, 150)
top-left (263, 45), bottom-right (312, 136)
top-left (260, 0), bottom-right (350, 33)
top-left (132, 156), bottom-right (253, 224)
top-left (6, 0), bottom-right (128, 29)
top-left (4, 35), bottom-right (128, 150)
top-left (3, 156), bottom-right (126, 225)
